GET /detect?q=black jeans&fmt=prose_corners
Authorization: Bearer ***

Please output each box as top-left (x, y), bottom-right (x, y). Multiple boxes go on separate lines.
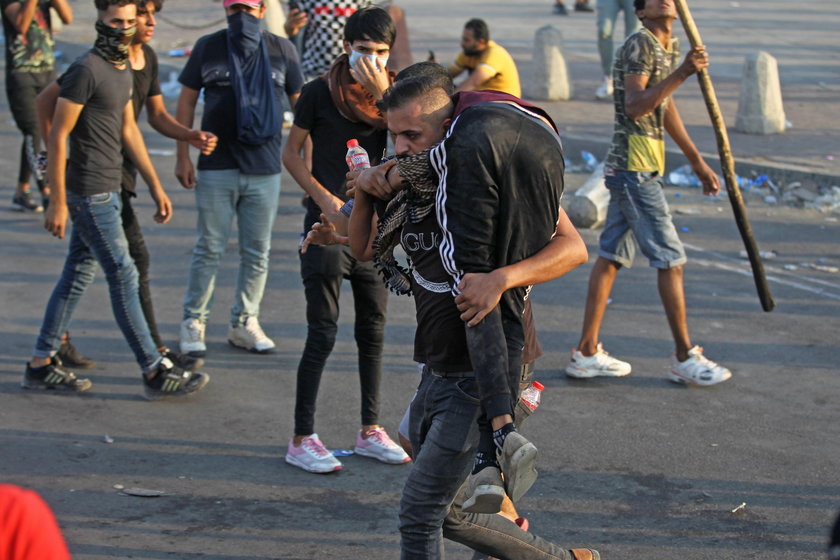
top-left (120, 189), bottom-right (163, 349)
top-left (400, 367), bottom-right (572, 560)
top-left (295, 243), bottom-right (388, 435)
top-left (6, 79), bottom-right (49, 185)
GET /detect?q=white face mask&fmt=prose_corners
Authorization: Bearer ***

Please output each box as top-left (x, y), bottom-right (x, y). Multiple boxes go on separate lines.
top-left (349, 49), bottom-right (389, 71)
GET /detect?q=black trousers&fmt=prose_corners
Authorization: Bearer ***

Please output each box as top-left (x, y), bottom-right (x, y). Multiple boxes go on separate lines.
top-left (120, 189), bottom-right (163, 349)
top-left (294, 243), bottom-right (388, 435)
top-left (6, 77), bottom-right (50, 186)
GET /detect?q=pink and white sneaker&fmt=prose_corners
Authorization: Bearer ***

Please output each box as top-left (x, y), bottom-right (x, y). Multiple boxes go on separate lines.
top-left (354, 427), bottom-right (411, 465)
top-left (285, 433), bottom-right (342, 473)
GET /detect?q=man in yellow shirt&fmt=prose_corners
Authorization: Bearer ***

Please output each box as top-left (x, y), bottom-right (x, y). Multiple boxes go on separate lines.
top-left (448, 18), bottom-right (520, 97)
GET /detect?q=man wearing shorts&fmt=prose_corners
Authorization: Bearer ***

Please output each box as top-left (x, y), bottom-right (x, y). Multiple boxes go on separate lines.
top-left (565, 0), bottom-right (731, 386)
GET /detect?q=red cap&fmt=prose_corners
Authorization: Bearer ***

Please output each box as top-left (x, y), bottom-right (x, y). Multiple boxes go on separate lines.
top-left (532, 381), bottom-right (544, 391)
top-left (346, 139), bottom-right (360, 148)
top-left (224, 0), bottom-right (261, 8)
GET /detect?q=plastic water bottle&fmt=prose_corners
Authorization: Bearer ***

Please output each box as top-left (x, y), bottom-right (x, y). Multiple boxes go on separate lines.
top-left (345, 139), bottom-right (370, 171)
top-left (520, 381), bottom-right (544, 412)
top-left (581, 150), bottom-right (599, 171)
top-left (519, 381), bottom-right (544, 412)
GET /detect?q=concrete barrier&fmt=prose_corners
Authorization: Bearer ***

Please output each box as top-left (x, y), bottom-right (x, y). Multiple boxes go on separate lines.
top-left (525, 25), bottom-right (572, 101)
top-left (567, 163), bottom-right (609, 229)
top-left (735, 51), bottom-right (786, 135)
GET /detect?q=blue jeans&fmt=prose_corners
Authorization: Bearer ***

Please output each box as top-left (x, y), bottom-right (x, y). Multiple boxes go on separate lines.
top-left (597, 0), bottom-right (641, 76)
top-left (33, 191), bottom-right (159, 372)
top-left (183, 169), bottom-right (280, 326)
top-left (400, 367), bottom-right (573, 559)
top-left (599, 170), bottom-right (687, 269)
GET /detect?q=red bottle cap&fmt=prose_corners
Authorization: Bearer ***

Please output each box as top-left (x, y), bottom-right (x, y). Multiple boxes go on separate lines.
top-left (532, 381), bottom-right (544, 391)
top-left (346, 139), bottom-right (360, 148)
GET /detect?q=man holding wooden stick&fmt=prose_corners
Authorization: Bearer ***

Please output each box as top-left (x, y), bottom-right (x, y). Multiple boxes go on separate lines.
top-left (565, 0), bottom-right (732, 386)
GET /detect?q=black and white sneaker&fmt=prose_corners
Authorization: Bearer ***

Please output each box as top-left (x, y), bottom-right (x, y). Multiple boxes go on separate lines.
top-left (57, 339), bottom-right (96, 369)
top-left (143, 357), bottom-right (209, 401)
top-left (161, 347), bottom-right (205, 371)
top-left (22, 358), bottom-right (92, 392)
top-left (12, 190), bottom-right (43, 212)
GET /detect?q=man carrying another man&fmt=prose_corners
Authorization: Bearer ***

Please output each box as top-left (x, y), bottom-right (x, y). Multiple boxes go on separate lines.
top-left (346, 71), bottom-right (598, 558)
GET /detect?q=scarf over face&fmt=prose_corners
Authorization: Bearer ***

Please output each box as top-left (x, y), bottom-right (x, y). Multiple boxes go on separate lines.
top-left (226, 11), bottom-right (280, 145)
top-left (93, 18), bottom-right (135, 66)
top-left (323, 53), bottom-right (393, 130)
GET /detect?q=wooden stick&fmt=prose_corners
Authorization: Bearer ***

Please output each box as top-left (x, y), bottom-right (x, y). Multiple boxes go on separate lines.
top-left (674, 0), bottom-right (776, 312)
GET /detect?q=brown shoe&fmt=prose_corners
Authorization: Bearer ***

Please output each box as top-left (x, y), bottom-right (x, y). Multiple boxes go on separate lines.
top-left (570, 550), bottom-right (601, 560)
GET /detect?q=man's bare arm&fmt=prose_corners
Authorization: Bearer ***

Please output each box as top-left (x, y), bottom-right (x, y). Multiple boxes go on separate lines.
top-left (454, 208), bottom-right (588, 326)
top-left (44, 98), bottom-right (84, 239)
top-left (122, 99), bottom-right (172, 224)
top-left (282, 125), bottom-right (344, 216)
top-left (174, 85), bottom-right (200, 189)
top-left (456, 65), bottom-right (495, 93)
top-left (4, 0), bottom-right (39, 35)
top-left (145, 94), bottom-right (217, 155)
top-left (624, 45), bottom-right (709, 121)
top-left (36, 80), bottom-right (61, 142)
top-left (50, 0), bottom-right (73, 25)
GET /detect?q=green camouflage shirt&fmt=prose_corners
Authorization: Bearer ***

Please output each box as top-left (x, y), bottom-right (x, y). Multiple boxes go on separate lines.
top-left (1, 0), bottom-right (56, 79)
top-left (604, 28), bottom-right (679, 175)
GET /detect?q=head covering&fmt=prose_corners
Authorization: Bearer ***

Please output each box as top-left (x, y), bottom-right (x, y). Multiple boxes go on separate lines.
top-left (223, 0), bottom-right (261, 8)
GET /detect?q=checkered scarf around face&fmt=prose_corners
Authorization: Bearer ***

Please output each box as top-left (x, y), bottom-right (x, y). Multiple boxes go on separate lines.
top-left (373, 145), bottom-right (441, 296)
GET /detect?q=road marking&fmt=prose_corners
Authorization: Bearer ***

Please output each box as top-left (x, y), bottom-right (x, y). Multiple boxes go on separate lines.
top-left (684, 243), bottom-right (840, 302)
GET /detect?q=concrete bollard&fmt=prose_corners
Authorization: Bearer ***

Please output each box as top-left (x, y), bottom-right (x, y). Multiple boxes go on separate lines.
top-left (525, 25), bottom-right (572, 101)
top-left (567, 163), bottom-right (609, 229)
top-left (735, 51), bottom-right (786, 135)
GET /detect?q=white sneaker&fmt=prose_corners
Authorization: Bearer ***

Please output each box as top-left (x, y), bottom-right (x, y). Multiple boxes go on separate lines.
top-left (354, 427), bottom-right (411, 464)
top-left (285, 433), bottom-right (342, 473)
top-left (179, 318), bottom-right (206, 357)
top-left (565, 343), bottom-right (632, 378)
top-left (669, 346), bottom-right (732, 386)
top-left (228, 316), bottom-right (276, 353)
top-left (595, 75), bottom-right (613, 100)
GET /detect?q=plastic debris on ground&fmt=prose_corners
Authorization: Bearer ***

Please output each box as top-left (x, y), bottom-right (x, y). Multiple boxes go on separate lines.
top-left (806, 186), bottom-right (840, 214)
top-left (739, 250), bottom-right (777, 260)
top-left (120, 487), bottom-right (169, 497)
top-left (675, 207), bottom-right (700, 215)
top-left (731, 502), bottom-right (747, 514)
top-left (103, 434), bottom-right (114, 444)
top-left (330, 449), bottom-right (355, 457)
top-left (166, 47), bottom-right (192, 57)
top-left (580, 150), bottom-right (599, 172)
top-left (807, 263), bottom-right (839, 273)
top-left (667, 164), bottom-right (701, 187)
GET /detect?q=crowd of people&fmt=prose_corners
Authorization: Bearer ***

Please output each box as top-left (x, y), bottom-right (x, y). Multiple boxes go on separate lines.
top-left (4, 0), bottom-right (744, 557)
